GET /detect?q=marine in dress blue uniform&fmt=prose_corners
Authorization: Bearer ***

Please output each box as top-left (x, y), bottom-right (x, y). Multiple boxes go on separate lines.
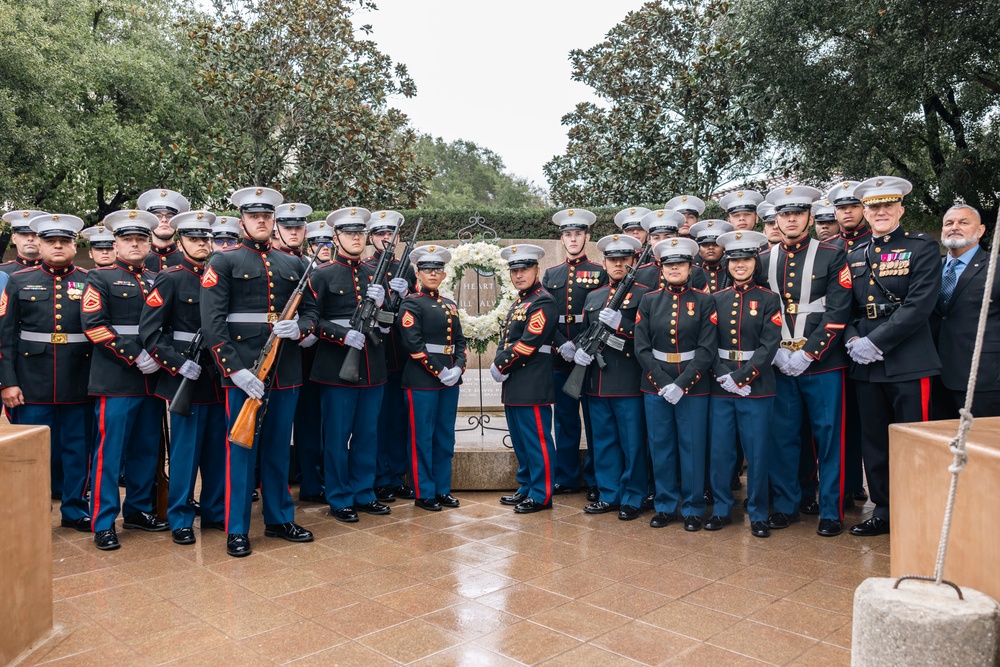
top-left (635, 237), bottom-right (717, 530)
top-left (665, 194), bottom-right (706, 237)
top-left (200, 186), bottom-right (314, 557)
top-left (573, 235), bottom-right (649, 520)
top-left (0, 214), bottom-right (93, 531)
top-left (634, 209), bottom-right (710, 291)
top-left (82, 210), bottom-right (168, 550)
top-left (297, 207), bottom-right (392, 523)
top-left (761, 185), bottom-right (854, 537)
top-left (138, 189), bottom-right (189, 273)
top-left (139, 211), bottom-right (226, 545)
top-left (397, 246), bottom-right (467, 510)
top-left (493, 244), bottom-right (559, 513)
top-left (689, 220), bottom-right (735, 294)
top-left (81, 224), bottom-right (117, 268)
top-left (844, 177), bottom-right (941, 537)
top-left (758, 202), bottom-right (781, 247)
top-left (542, 209), bottom-right (605, 497)
top-left (719, 190), bottom-right (764, 232)
top-left (211, 215), bottom-right (242, 251)
top-left (705, 231), bottom-right (781, 538)
top-left (1, 210), bottom-right (46, 276)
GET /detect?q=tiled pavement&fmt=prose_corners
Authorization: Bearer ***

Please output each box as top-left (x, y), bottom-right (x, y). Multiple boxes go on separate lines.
top-left (24, 491), bottom-right (887, 666)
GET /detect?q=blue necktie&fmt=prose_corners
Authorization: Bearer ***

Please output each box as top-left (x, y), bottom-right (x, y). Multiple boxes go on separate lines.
top-left (940, 257), bottom-right (961, 306)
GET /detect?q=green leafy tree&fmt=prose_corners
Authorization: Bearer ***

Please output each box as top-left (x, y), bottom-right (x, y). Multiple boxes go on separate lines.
top-left (544, 0), bottom-right (764, 206)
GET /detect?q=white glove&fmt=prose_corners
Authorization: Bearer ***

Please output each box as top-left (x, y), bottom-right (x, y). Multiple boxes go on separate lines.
top-left (574, 348), bottom-right (595, 366)
top-left (136, 350), bottom-right (159, 374)
top-left (717, 373), bottom-right (741, 395)
top-left (490, 363), bottom-right (508, 383)
top-left (599, 308), bottom-right (622, 330)
top-left (737, 384), bottom-right (752, 397)
top-left (378, 325), bottom-right (391, 335)
top-left (847, 336), bottom-right (883, 365)
top-left (438, 366), bottom-right (462, 387)
top-left (783, 349), bottom-right (813, 377)
top-left (232, 369), bottom-right (265, 399)
top-left (178, 359), bottom-right (202, 381)
top-left (773, 347), bottom-right (792, 371)
top-left (366, 284), bottom-right (385, 308)
top-left (299, 333), bottom-right (318, 348)
top-left (272, 319), bottom-right (301, 340)
top-left (659, 383), bottom-right (684, 404)
top-left (558, 340), bottom-right (577, 362)
top-left (389, 277), bottom-right (409, 297)
top-left (344, 329), bottom-right (365, 350)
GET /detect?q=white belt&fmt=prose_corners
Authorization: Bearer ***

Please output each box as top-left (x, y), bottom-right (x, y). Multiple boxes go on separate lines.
top-left (539, 345), bottom-right (552, 354)
top-left (653, 349), bottom-right (695, 363)
top-left (226, 313), bottom-right (299, 324)
top-left (425, 343), bottom-right (455, 354)
top-left (719, 349), bottom-right (754, 361)
top-left (330, 319), bottom-right (351, 327)
top-left (113, 325), bottom-right (139, 335)
top-left (558, 315), bottom-right (580, 324)
top-left (20, 331), bottom-right (88, 344)
top-left (172, 331), bottom-right (197, 342)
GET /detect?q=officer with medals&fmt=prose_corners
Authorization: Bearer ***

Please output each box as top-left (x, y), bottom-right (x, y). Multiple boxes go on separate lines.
top-left (635, 237), bottom-right (717, 530)
top-left (201, 187), bottom-right (314, 557)
top-left (297, 207), bottom-right (392, 523)
top-left (306, 221), bottom-right (334, 263)
top-left (689, 220), bottom-right (735, 294)
top-left (138, 189), bottom-right (190, 272)
top-left (761, 185), bottom-right (853, 537)
top-left (81, 225), bottom-right (117, 267)
top-left (812, 200), bottom-right (840, 242)
top-left (634, 210), bottom-right (709, 291)
top-left (273, 203), bottom-right (310, 260)
top-left (705, 230), bottom-right (782, 538)
top-left (397, 245), bottom-right (467, 510)
top-left (492, 244), bottom-right (558, 513)
top-left (758, 203), bottom-right (781, 247)
top-left (542, 209), bottom-right (605, 498)
top-left (0, 214), bottom-right (93, 532)
top-left (1, 210), bottom-right (46, 276)
top-left (719, 190), bottom-right (764, 232)
top-left (573, 234), bottom-right (649, 520)
top-left (827, 180), bottom-right (872, 253)
top-left (365, 210), bottom-right (417, 503)
top-left (82, 210), bottom-right (167, 549)
top-left (844, 176), bottom-right (941, 537)
top-left (139, 210), bottom-right (226, 544)
top-left (664, 194), bottom-right (706, 236)
top-left (212, 215), bottom-right (242, 250)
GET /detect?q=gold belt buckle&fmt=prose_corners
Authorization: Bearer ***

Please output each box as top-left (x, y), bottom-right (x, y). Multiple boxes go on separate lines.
top-left (786, 302), bottom-right (799, 315)
top-left (780, 339), bottom-right (806, 351)
top-left (442, 345), bottom-right (455, 354)
top-left (664, 353), bottom-right (682, 363)
top-left (727, 350), bottom-right (742, 361)
top-left (50, 333), bottom-right (67, 344)
top-left (865, 303), bottom-right (878, 319)
top-left (565, 315), bottom-right (575, 324)
top-left (267, 313), bottom-right (279, 323)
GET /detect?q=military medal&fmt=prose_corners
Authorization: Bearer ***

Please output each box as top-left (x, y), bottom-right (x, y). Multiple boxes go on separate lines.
top-left (686, 301), bottom-right (695, 316)
top-left (749, 300), bottom-right (758, 317)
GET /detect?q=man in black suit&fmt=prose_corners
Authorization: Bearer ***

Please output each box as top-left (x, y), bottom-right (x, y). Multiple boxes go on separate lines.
top-left (930, 205), bottom-right (1000, 419)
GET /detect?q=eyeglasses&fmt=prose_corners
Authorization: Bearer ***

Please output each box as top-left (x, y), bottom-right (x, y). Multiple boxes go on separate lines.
top-left (419, 268), bottom-right (445, 275)
top-left (312, 242), bottom-right (333, 249)
top-left (214, 239), bottom-right (239, 248)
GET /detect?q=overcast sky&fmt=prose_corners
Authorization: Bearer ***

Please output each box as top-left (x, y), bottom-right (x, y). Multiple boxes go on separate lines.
top-left (355, 1), bottom-right (648, 191)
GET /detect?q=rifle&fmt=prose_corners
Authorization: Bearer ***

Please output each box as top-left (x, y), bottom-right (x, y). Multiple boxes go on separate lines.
top-left (168, 329), bottom-right (204, 418)
top-left (386, 217), bottom-right (422, 314)
top-left (229, 250), bottom-right (319, 449)
top-left (562, 241), bottom-right (653, 400)
top-left (155, 407), bottom-right (170, 521)
top-left (338, 224), bottom-right (400, 382)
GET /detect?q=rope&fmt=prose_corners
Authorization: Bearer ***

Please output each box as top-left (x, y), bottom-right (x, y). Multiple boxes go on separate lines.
top-left (933, 219), bottom-right (1000, 585)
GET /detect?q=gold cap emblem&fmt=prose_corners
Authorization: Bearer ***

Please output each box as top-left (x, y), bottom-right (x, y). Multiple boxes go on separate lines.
top-left (428, 245), bottom-right (436, 252)
top-left (380, 211), bottom-right (386, 218)
top-left (629, 208), bottom-right (636, 214)
top-left (706, 221), bottom-right (714, 227)
top-left (843, 182), bottom-right (850, 189)
top-left (510, 246), bottom-right (518, 254)
top-left (737, 190), bottom-right (744, 197)
top-left (681, 195), bottom-right (688, 202)
top-left (671, 239), bottom-right (679, 247)
top-left (129, 211), bottom-right (137, 219)
top-left (160, 190), bottom-right (167, 197)
top-left (97, 225), bottom-right (106, 233)
top-left (289, 204), bottom-right (296, 211)
top-left (785, 187), bottom-right (793, 195)
top-left (319, 221), bottom-right (326, 228)
top-left (255, 188), bottom-right (263, 196)
top-left (876, 178), bottom-right (885, 187)
top-left (21, 211), bottom-right (29, 218)
top-left (196, 212), bottom-right (204, 219)
top-left (567, 209), bottom-right (575, 216)
top-left (613, 234), bottom-right (619, 241)
top-left (350, 208), bottom-right (357, 216)
top-left (52, 215), bottom-right (60, 221)
top-left (657, 210), bottom-right (664, 217)
top-left (735, 232), bottom-right (743, 240)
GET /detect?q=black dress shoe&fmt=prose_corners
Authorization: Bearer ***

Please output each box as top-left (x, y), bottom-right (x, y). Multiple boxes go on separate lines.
top-left (332, 507), bottom-right (359, 523)
top-left (227, 533), bottom-right (252, 557)
top-left (264, 522), bottom-right (314, 542)
top-left (499, 492), bottom-right (527, 506)
top-left (513, 498), bottom-right (552, 514)
top-left (118, 474), bottom-right (126, 488)
top-left (123, 511), bottom-right (169, 532)
top-left (299, 493), bottom-right (326, 504)
top-left (649, 512), bottom-right (674, 528)
top-left (767, 512), bottom-right (800, 530)
top-left (552, 484), bottom-right (578, 495)
top-left (392, 485), bottom-right (415, 500)
top-left (683, 516), bottom-right (703, 532)
top-left (584, 501), bottom-right (619, 514)
top-left (641, 493), bottom-right (655, 511)
top-left (172, 527), bottom-right (196, 545)
top-left (415, 498), bottom-right (442, 511)
top-left (187, 498), bottom-right (201, 516)
top-left (586, 486), bottom-right (600, 502)
top-left (61, 516), bottom-right (92, 532)
top-left (751, 521), bottom-right (771, 538)
top-left (94, 528), bottom-right (120, 551)
top-left (849, 516), bottom-right (889, 536)
top-left (374, 486), bottom-right (396, 503)
top-left (357, 501), bottom-right (391, 515)
top-left (202, 519), bottom-right (226, 531)
top-left (436, 494), bottom-right (460, 508)
top-left (704, 515), bottom-right (732, 531)
top-left (799, 499), bottom-right (820, 515)
top-left (817, 519), bottom-right (844, 537)
top-left (618, 505), bottom-right (640, 521)
top-left (251, 489), bottom-right (260, 502)
top-left (704, 489), bottom-right (714, 505)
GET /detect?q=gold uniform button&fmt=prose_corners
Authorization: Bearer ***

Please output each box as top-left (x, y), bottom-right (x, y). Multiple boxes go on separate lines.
top-left (868, 296), bottom-right (875, 302)
top-left (732, 338), bottom-right (738, 344)
top-left (55, 325), bottom-right (62, 332)
top-left (56, 304), bottom-right (62, 309)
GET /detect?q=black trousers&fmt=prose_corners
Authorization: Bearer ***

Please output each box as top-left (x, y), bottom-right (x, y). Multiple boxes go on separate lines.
top-left (931, 376), bottom-right (1000, 420)
top-left (854, 378), bottom-right (932, 521)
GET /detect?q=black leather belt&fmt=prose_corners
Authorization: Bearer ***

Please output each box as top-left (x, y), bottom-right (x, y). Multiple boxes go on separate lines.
top-left (865, 302), bottom-right (900, 319)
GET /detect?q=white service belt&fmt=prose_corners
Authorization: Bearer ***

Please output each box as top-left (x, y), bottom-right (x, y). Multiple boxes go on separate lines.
top-left (20, 331), bottom-right (88, 344)
top-left (538, 345), bottom-right (552, 354)
top-left (718, 349), bottom-right (755, 361)
top-left (653, 349), bottom-right (695, 363)
top-left (791, 298), bottom-right (827, 314)
top-left (558, 315), bottom-right (580, 324)
top-left (226, 313), bottom-right (299, 323)
top-left (330, 319), bottom-right (351, 327)
top-left (172, 331), bottom-right (197, 342)
top-left (113, 325), bottom-right (139, 335)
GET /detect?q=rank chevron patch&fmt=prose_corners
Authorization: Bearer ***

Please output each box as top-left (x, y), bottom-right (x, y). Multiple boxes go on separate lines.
top-left (527, 310), bottom-right (546, 335)
top-left (82, 285), bottom-right (102, 313)
top-left (401, 311), bottom-right (415, 328)
top-left (201, 266), bottom-right (218, 288)
top-left (145, 288), bottom-right (164, 307)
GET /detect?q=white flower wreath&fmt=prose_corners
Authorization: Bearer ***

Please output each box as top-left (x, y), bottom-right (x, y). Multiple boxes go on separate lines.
top-left (439, 240), bottom-right (517, 354)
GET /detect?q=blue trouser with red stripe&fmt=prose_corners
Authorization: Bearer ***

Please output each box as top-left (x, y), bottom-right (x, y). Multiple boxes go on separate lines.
top-left (321, 384), bottom-right (383, 510)
top-left (587, 395), bottom-right (647, 508)
top-left (709, 396), bottom-right (774, 523)
top-left (404, 387), bottom-right (459, 499)
top-left (14, 402), bottom-right (92, 522)
top-left (504, 404), bottom-right (556, 505)
top-left (552, 369), bottom-right (596, 488)
top-left (644, 393), bottom-right (709, 517)
top-left (90, 395), bottom-right (162, 532)
top-left (293, 379), bottom-right (324, 498)
top-left (224, 387), bottom-right (298, 535)
top-left (771, 370), bottom-right (845, 521)
top-left (375, 371), bottom-right (409, 488)
top-left (168, 403), bottom-right (226, 530)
